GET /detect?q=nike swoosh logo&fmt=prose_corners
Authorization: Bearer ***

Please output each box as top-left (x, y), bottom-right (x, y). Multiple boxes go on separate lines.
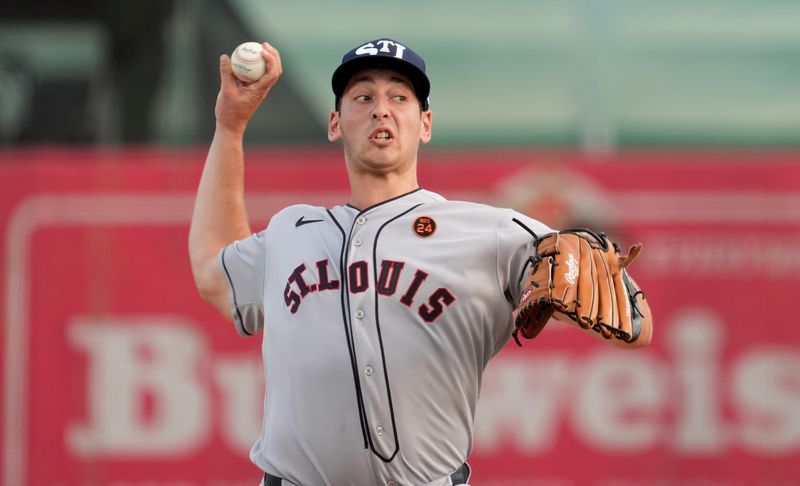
top-left (295, 216), bottom-right (324, 227)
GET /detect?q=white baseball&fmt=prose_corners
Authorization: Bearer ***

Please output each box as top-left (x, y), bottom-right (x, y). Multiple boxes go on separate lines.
top-left (231, 42), bottom-right (266, 82)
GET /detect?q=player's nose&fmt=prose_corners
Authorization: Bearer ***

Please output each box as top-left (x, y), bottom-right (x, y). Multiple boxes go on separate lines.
top-left (371, 98), bottom-right (390, 119)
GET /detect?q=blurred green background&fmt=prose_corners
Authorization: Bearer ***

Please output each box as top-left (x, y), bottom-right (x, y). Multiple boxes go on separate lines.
top-left (1, 0), bottom-right (799, 149)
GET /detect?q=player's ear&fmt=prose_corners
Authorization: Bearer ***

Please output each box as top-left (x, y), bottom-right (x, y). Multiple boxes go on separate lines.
top-left (420, 110), bottom-right (432, 144)
top-left (328, 110), bottom-right (341, 142)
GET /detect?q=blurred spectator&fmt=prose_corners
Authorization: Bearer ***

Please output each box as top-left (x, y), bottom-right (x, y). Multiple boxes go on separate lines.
top-left (0, 0), bottom-right (174, 144)
top-left (100, 1), bottom-right (175, 143)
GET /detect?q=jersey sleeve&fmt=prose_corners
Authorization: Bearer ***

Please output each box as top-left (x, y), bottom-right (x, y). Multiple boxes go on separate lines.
top-left (218, 230), bottom-right (266, 337)
top-left (496, 210), bottom-right (554, 307)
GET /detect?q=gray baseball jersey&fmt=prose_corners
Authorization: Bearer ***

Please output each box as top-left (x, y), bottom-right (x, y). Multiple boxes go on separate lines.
top-left (220, 189), bottom-right (552, 486)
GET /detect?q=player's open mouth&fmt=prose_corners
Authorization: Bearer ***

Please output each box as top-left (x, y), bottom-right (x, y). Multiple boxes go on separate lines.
top-left (370, 128), bottom-right (394, 143)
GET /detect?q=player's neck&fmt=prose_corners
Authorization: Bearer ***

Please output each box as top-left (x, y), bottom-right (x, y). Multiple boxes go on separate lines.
top-left (347, 170), bottom-right (419, 211)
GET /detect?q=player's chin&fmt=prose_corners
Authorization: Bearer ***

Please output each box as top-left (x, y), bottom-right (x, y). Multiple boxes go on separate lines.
top-left (363, 142), bottom-right (397, 161)
top-left (359, 153), bottom-right (403, 173)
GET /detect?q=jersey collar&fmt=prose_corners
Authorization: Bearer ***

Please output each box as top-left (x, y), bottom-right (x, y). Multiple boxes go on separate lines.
top-left (345, 188), bottom-right (444, 215)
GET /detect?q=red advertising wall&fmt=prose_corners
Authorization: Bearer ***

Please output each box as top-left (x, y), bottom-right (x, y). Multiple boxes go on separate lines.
top-left (1, 148), bottom-right (798, 485)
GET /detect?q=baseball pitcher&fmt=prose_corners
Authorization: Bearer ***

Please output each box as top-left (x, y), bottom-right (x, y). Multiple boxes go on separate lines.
top-left (189, 37), bottom-right (653, 486)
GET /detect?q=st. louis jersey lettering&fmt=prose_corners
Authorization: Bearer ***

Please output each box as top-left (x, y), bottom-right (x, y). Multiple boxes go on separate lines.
top-left (283, 258), bottom-right (455, 321)
top-left (376, 260), bottom-right (404, 296)
top-left (419, 288), bottom-right (456, 322)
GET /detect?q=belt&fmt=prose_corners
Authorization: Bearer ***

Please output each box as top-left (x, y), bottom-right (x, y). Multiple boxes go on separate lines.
top-left (263, 462), bottom-right (471, 485)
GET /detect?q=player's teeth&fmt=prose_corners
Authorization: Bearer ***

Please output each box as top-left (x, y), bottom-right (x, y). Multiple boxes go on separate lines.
top-left (376, 132), bottom-right (389, 139)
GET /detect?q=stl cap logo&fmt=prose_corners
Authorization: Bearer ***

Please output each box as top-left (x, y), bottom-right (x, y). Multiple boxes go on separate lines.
top-left (355, 40), bottom-right (407, 60)
top-left (413, 216), bottom-right (436, 238)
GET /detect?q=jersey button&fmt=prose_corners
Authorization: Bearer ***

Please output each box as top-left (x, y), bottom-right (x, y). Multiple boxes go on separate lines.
top-left (356, 216), bottom-right (366, 225)
top-left (365, 365), bottom-right (374, 376)
top-left (376, 426), bottom-right (384, 436)
top-left (355, 310), bottom-right (364, 319)
top-left (353, 238), bottom-right (362, 246)
top-left (387, 481), bottom-right (397, 486)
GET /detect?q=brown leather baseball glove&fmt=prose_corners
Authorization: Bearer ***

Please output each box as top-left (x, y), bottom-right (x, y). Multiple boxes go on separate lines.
top-left (513, 229), bottom-right (652, 346)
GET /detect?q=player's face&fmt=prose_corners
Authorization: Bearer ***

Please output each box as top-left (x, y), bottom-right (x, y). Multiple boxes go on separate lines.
top-left (328, 68), bottom-right (432, 176)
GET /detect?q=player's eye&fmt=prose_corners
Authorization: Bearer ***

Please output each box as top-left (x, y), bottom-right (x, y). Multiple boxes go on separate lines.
top-left (392, 95), bottom-right (408, 102)
top-left (355, 95), bottom-right (372, 102)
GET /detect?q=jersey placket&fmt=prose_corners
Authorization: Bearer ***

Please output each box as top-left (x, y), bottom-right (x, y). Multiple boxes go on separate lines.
top-left (346, 209), bottom-right (400, 464)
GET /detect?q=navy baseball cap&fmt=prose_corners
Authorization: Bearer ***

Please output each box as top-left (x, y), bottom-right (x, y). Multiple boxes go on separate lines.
top-left (331, 38), bottom-right (430, 110)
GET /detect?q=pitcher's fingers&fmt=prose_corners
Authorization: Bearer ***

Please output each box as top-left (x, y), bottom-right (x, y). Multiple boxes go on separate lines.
top-left (261, 42), bottom-right (283, 77)
top-left (261, 42), bottom-right (281, 63)
top-left (218, 54), bottom-right (238, 88)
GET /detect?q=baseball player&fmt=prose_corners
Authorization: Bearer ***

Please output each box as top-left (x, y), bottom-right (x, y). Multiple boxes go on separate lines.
top-left (189, 38), bottom-right (652, 486)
